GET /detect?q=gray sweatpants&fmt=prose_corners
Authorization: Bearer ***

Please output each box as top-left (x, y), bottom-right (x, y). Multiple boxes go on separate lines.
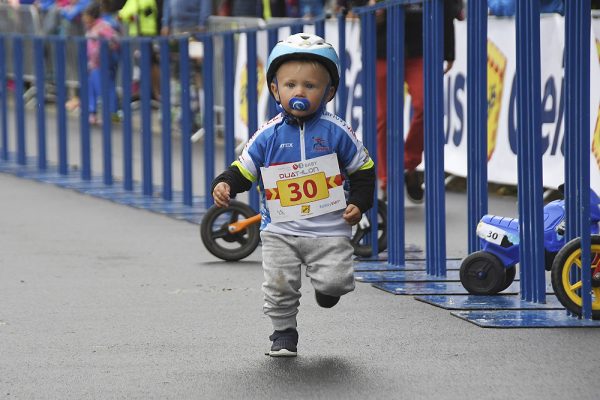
top-left (260, 231), bottom-right (356, 331)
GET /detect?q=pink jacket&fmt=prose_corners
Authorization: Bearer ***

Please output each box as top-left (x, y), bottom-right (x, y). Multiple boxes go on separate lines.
top-left (86, 19), bottom-right (119, 70)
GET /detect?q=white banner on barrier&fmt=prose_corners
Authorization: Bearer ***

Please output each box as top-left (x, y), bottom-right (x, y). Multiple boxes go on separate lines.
top-left (233, 31), bottom-right (270, 141)
top-left (233, 16), bottom-right (600, 193)
top-left (445, 15), bottom-right (600, 193)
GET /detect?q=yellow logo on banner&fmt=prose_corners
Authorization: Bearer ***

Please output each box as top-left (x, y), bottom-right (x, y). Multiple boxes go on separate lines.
top-left (239, 60), bottom-right (266, 126)
top-left (487, 40), bottom-right (507, 161)
top-left (301, 205), bottom-right (311, 214)
top-left (276, 172), bottom-right (329, 207)
top-left (593, 39), bottom-right (600, 170)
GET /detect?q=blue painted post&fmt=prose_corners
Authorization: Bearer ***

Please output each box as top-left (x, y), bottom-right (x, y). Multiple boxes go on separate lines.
top-left (515, 0), bottom-right (545, 303)
top-left (359, 7), bottom-right (378, 256)
top-left (140, 38), bottom-right (153, 196)
top-left (54, 37), bottom-right (68, 175)
top-left (159, 37), bottom-right (172, 201)
top-left (0, 36), bottom-right (7, 161)
top-left (315, 18), bottom-right (325, 39)
top-left (267, 29), bottom-right (278, 121)
top-left (247, 31), bottom-right (259, 211)
top-left (179, 37), bottom-right (193, 206)
top-left (564, 0), bottom-right (592, 318)
top-left (223, 33), bottom-right (236, 167)
top-left (337, 13), bottom-right (346, 120)
top-left (466, 0), bottom-right (488, 253)
top-left (290, 23), bottom-right (302, 35)
top-left (203, 34), bottom-right (215, 210)
top-left (423, 0), bottom-right (446, 276)
top-left (120, 39), bottom-right (133, 191)
top-left (34, 37), bottom-right (47, 170)
top-left (13, 36), bottom-right (25, 165)
top-left (77, 38), bottom-right (91, 180)
top-left (387, 4), bottom-right (405, 266)
top-left (100, 40), bottom-right (113, 185)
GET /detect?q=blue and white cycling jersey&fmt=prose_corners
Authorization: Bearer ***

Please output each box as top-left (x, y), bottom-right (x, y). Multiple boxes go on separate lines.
top-left (233, 110), bottom-right (374, 238)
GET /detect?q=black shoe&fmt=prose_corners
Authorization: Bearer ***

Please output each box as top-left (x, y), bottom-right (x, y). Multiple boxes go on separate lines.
top-left (405, 170), bottom-right (424, 204)
top-left (269, 328), bottom-right (298, 357)
top-left (315, 291), bottom-right (340, 308)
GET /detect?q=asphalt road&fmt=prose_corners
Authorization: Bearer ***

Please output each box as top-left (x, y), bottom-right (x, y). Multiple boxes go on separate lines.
top-left (2, 172), bottom-right (600, 399)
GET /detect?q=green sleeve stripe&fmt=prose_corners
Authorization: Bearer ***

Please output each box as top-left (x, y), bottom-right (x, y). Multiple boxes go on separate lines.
top-left (232, 160), bottom-right (257, 182)
top-left (358, 159), bottom-right (374, 171)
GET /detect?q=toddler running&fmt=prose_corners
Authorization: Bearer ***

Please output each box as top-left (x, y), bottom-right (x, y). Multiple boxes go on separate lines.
top-left (211, 33), bottom-right (375, 357)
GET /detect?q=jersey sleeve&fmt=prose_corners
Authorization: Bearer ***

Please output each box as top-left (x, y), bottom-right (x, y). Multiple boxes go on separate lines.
top-left (334, 121), bottom-right (374, 175)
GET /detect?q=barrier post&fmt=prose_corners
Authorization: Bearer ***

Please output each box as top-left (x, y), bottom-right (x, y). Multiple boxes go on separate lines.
top-left (387, 4), bottom-right (405, 265)
top-left (360, 8), bottom-right (379, 254)
top-left (223, 32), bottom-right (236, 167)
top-left (315, 18), bottom-right (325, 39)
top-left (54, 36), bottom-right (68, 175)
top-left (266, 28), bottom-right (278, 120)
top-left (515, 0), bottom-right (545, 303)
top-left (140, 38), bottom-right (153, 195)
top-left (120, 39), bottom-right (133, 191)
top-left (13, 35), bottom-right (25, 165)
top-left (466, 0), bottom-right (488, 253)
top-left (34, 37), bottom-right (47, 170)
top-left (336, 13), bottom-right (346, 120)
top-left (564, 0), bottom-right (592, 318)
top-left (423, 0), bottom-right (447, 276)
top-left (100, 40), bottom-right (113, 185)
top-left (77, 37), bottom-right (91, 180)
top-left (159, 37), bottom-right (172, 200)
top-left (246, 31), bottom-right (259, 211)
top-left (0, 36), bottom-right (7, 161)
top-left (203, 34), bottom-right (215, 210)
top-left (179, 37), bottom-right (193, 205)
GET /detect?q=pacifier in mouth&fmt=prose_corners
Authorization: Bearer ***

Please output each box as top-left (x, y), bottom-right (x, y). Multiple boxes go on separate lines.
top-left (289, 97), bottom-right (310, 111)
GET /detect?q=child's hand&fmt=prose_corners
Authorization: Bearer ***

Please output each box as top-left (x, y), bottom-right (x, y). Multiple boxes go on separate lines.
top-left (343, 204), bottom-right (361, 225)
top-left (212, 182), bottom-right (231, 208)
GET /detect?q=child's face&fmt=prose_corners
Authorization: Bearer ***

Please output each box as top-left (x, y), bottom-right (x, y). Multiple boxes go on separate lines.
top-left (270, 60), bottom-right (335, 118)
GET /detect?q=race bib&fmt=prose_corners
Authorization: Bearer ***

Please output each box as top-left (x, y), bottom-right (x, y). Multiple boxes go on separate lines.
top-left (260, 153), bottom-right (346, 223)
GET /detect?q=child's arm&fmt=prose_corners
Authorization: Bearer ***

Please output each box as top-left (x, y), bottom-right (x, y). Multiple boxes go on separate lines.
top-left (211, 165), bottom-right (253, 208)
top-left (344, 166), bottom-right (376, 225)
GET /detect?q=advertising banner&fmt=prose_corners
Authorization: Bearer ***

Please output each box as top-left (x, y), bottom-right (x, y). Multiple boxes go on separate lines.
top-left (234, 16), bottom-right (600, 192)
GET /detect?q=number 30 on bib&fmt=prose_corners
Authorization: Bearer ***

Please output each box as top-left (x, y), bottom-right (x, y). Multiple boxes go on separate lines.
top-left (260, 153), bottom-right (347, 222)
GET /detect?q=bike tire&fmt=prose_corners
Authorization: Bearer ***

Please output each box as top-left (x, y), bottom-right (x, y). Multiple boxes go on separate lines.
top-left (200, 200), bottom-right (261, 261)
top-left (550, 235), bottom-right (600, 319)
top-left (459, 250), bottom-right (507, 295)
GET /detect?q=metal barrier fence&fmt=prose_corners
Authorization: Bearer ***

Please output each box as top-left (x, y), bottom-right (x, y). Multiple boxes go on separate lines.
top-left (0, 0), bottom-right (595, 319)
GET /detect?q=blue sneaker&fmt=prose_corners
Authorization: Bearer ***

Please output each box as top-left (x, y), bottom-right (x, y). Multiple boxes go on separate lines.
top-left (269, 328), bottom-right (298, 357)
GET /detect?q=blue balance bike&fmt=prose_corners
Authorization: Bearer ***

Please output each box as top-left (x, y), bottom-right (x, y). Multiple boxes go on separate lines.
top-left (460, 186), bottom-right (600, 310)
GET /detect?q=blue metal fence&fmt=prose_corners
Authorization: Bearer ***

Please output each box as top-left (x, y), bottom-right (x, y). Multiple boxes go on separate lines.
top-left (0, 0), bottom-right (595, 319)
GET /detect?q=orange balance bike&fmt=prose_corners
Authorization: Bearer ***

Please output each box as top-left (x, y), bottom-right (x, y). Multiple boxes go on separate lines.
top-left (200, 199), bottom-right (387, 261)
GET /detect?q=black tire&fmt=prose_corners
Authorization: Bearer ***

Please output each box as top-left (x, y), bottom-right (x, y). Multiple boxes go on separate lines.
top-left (200, 200), bottom-right (260, 261)
top-left (460, 251), bottom-right (507, 295)
top-left (351, 199), bottom-right (388, 257)
top-left (499, 265), bottom-right (517, 292)
top-left (550, 235), bottom-right (600, 319)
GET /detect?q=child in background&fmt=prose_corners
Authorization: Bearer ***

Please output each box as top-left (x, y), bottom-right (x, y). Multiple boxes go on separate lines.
top-left (82, 1), bottom-right (120, 124)
top-left (211, 33), bottom-right (375, 357)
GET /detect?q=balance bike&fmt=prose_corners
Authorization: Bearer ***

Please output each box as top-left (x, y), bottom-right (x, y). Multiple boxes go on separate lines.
top-left (200, 199), bottom-right (387, 261)
top-left (460, 187), bottom-right (600, 295)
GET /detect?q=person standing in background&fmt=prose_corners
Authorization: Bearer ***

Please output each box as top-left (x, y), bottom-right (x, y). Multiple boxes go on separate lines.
top-left (337, 0), bottom-right (460, 203)
top-left (118, 0), bottom-right (160, 100)
top-left (82, 1), bottom-right (120, 124)
top-left (160, 0), bottom-right (211, 35)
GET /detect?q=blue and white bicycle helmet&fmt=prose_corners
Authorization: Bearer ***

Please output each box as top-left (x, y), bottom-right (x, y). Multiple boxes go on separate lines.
top-left (266, 33), bottom-right (340, 97)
